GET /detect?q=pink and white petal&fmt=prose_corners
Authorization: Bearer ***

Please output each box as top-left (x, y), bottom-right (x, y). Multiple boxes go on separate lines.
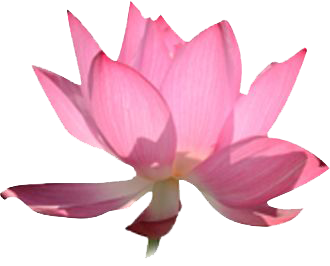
top-left (135, 20), bottom-right (173, 87)
top-left (33, 66), bottom-right (103, 149)
top-left (1, 177), bottom-right (151, 218)
top-left (223, 49), bottom-right (306, 146)
top-left (189, 137), bottom-right (327, 209)
top-left (154, 16), bottom-right (185, 59)
top-left (204, 193), bottom-right (301, 226)
top-left (160, 21), bottom-right (241, 173)
top-left (126, 179), bottom-right (181, 238)
top-left (91, 52), bottom-right (176, 180)
top-left (68, 11), bottom-right (101, 99)
top-left (118, 2), bottom-right (148, 68)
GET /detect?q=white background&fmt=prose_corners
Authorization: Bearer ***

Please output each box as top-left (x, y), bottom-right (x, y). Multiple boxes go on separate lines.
top-left (0, 0), bottom-right (329, 265)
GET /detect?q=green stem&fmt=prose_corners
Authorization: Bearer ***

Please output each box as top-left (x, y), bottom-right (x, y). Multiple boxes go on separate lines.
top-left (146, 238), bottom-right (160, 257)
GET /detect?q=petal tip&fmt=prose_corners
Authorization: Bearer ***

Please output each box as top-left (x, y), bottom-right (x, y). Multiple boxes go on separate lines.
top-left (292, 48), bottom-right (307, 61)
top-left (129, 2), bottom-right (141, 15)
top-left (220, 20), bottom-right (230, 26)
top-left (67, 10), bottom-right (76, 21)
top-left (32, 65), bottom-right (44, 77)
top-left (1, 189), bottom-right (16, 200)
top-left (317, 157), bottom-right (328, 169)
top-left (67, 10), bottom-right (83, 29)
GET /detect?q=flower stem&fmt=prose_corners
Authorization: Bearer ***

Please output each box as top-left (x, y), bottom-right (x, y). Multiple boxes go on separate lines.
top-left (146, 238), bottom-right (160, 257)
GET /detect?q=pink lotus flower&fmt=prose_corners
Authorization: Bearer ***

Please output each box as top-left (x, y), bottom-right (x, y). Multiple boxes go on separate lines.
top-left (2, 3), bottom-right (328, 256)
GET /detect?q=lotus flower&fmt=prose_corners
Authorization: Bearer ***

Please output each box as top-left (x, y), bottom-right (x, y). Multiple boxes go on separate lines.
top-left (1, 3), bottom-right (328, 256)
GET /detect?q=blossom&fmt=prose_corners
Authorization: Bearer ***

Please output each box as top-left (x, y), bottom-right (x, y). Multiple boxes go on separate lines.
top-left (1, 3), bottom-right (328, 256)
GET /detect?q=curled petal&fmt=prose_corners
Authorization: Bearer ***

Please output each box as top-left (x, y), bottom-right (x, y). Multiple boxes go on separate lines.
top-left (91, 52), bottom-right (177, 180)
top-left (188, 137), bottom-right (327, 225)
top-left (161, 21), bottom-right (241, 173)
top-left (1, 177), bottom-right (151, 218)
top-left (126, 179), bottom-right (181, 238)
top-left (205, 193), bottom-right (302, 226)
top-left (33, 67), bottom-right (103, 149)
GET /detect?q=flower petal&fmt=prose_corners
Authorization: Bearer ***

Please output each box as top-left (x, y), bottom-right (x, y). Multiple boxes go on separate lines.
top-left (33, 66), bottom-right (103, 149)
top-left (219, 49), bottom-right (306, 148)
top-left (91, 52), bottom-right (176, 180)
top-left (118, 2), bottom-right (148, 68)
top-left (134, 20), bottom-right (174, 88)
top-left (160, 21), bottom-right (241, 172)
top-left (126, 179), bottom-right (181, 238)
top-left (68, 11), bottom-right (101, 98)
top-left (190, 137), bottom-right (327, 208)
top-left (1, 177), bottom-right (151, 218)
top-left (154, 16), bottom-right (185, 59)
top-left (119, 4), bottom-right (184, 87)
top-left (204, 193), bottom-right (302, 226)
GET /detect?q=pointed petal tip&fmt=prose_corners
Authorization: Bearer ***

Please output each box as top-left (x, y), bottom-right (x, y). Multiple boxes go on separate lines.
top-left (67, 10), bottom-right (75, 20)
top-left (129, 1), bottom-right (136, 8)
top-left (32, 66), bottom-right (50, 78)
top-left (32, 65), bottom-right (43, 72)
top-left (289, 48), bottom-right (307, 61)
top-left (317, 157), bottom-right (328, 169)
top-left (67, 10), bottom-right (83, 27)
top-left (296, 48), bottom-right (307, 58)
top-left (32, 65), bottom-right (45, 76)
top-left (129, 2), bottom-right (141, 14)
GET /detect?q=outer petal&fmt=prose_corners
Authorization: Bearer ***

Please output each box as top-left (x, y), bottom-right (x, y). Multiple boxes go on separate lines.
top-left (190, 137), bottom-right (327, 207)
top-left (118, 2), bottom-right (148, 68)
top-left (219, 49), bottom-right (306, 148)
top-left (33, 66), bottom-right (102, 149)
top-left (1, 177), bottom-right (151, 218)
top-left (161, 21), bottom-right (241, 174)
top-left (68, 11), bottom-right (101, 99)
top-left (188, 137), bottom-right (327, 225)
top-left (91, 52), bottom-right (176, 180)
top-left (126, 179), bottom-right (181, 238)
top-left (205, 193), bottom-right (302, 226)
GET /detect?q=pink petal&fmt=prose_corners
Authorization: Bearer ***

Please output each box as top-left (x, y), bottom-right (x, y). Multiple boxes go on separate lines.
top-left (135, 20), bottom-right (173, 87)
top-left (33, 66), bottom-right (103, 149)
top-left (119, 5), bottom-right (184, 87)
top-left (205, 193), bottom-right (302, 226)
top-left (160, 21), bottom-right (241, 174)
top-left (1, 177), bottom-right (151, 218)
top-left (118, 2), bottom-right (148, 68)
top-left (154, 16), bottom-right (185, 59)
top-left (68, 11), bottom-right (101, 99)
top-left (219, 49), bottom-right (306, 148)
top-left (91, 52), bottom-right (176, 180)
top-left (126, 179), bottom-right (181, 238)
top-left (190, 137), bottom-right (327, 208)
